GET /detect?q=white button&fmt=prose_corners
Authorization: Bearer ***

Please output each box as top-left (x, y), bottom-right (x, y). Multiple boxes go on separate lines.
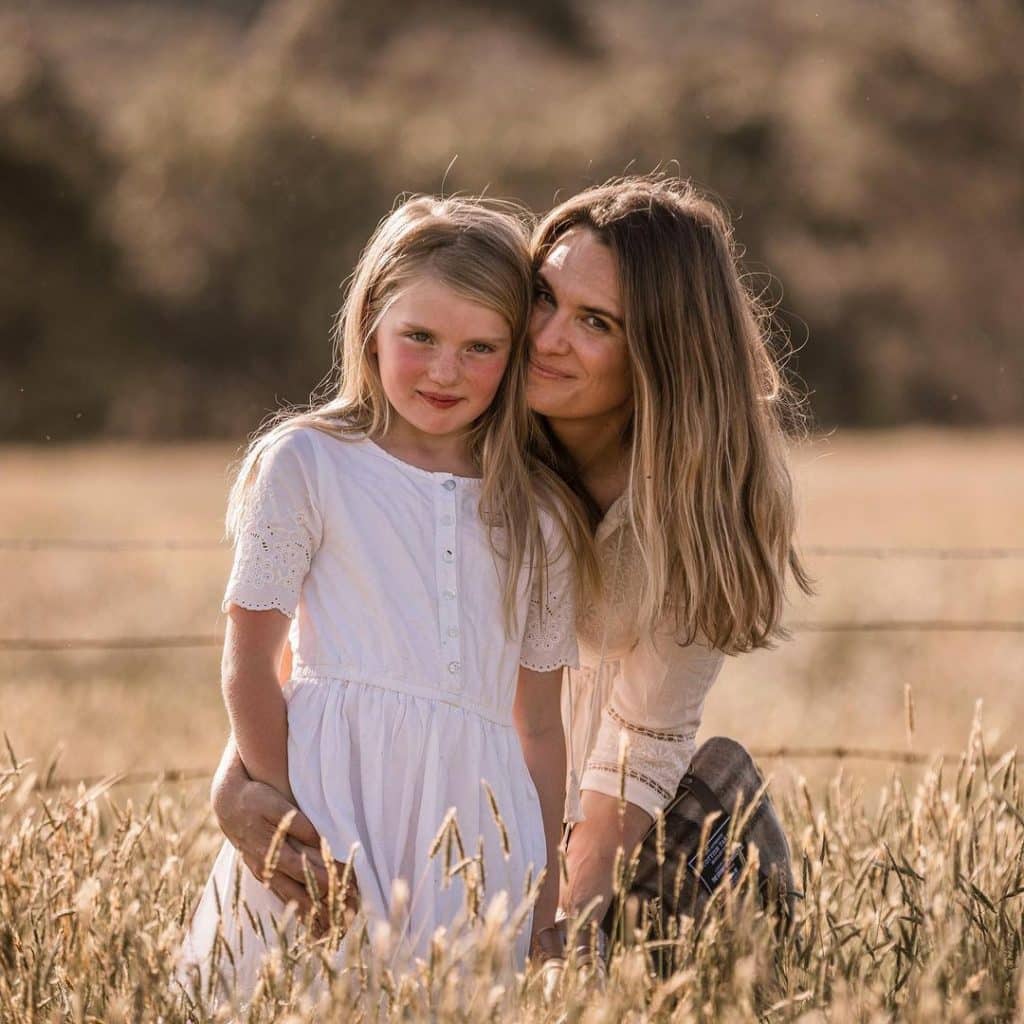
top-left (447, 626), bottom-right (459, 638)
top-left (442, 479), bottom-right (456, 491)
top-left (441, 514), bottom-right (454, 526)
top-left (443, 589), bottom-right (456, 599)
top-left (448, 661), bottom-right (460, 674)
top-left (443, 549), bottom-right (454, 562)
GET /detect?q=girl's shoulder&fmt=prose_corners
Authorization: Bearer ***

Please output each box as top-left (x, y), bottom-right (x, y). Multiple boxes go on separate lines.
top-left (260, 423), bottom-right (371, 468)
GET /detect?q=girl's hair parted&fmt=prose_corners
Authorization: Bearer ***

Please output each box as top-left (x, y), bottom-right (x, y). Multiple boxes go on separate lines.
top-left (227, 193), bottom-right (593, 629)
top-left (532, 174), bottom-right (812, 654)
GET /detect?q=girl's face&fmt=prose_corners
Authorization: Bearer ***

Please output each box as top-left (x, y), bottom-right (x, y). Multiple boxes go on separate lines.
top-left (371, 275), bottom-right (513, 444)
top-left (526, 228), bottom-right (632, 424)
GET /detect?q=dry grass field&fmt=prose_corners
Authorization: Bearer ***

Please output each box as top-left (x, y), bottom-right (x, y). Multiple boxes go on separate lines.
top-left (2, 429), bottom-right (1023, 1020)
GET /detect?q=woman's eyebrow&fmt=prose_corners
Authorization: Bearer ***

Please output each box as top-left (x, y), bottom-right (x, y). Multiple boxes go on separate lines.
top-left (581, 304), bottom-right (623, 330)
top-left (536, 272), bottom-right (623, 329)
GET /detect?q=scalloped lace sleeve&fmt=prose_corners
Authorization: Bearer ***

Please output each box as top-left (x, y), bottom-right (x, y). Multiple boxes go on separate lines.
top-left (519, 518), bottom-right (579, 673)
top-left (222, 431), bottom-right (323, 619)
top-left (582, 706), bottom-right (698, 816)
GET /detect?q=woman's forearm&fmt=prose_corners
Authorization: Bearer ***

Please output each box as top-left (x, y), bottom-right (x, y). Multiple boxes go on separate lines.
top-left (562, 790), bottom-right (652, 925)
top-left (221, 667), bottom-right (292, 801)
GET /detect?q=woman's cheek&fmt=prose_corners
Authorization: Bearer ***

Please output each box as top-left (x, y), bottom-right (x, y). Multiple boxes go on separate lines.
top-left (583, 338), bottom-right (631, 407)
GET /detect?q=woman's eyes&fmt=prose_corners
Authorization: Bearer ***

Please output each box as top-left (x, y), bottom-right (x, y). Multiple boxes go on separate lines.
top-left (468, 342), bottom-right (496, 354)
top-left (406, 330), bottom-right (431, 343)
top-left (534, 287), bottom-right (610, 334)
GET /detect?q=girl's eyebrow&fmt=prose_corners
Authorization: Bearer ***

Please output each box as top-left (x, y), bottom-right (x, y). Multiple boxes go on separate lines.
top-left (535, 272), bottom-right (623, 330)
top-left (397, 320), bottom-right (509, 345)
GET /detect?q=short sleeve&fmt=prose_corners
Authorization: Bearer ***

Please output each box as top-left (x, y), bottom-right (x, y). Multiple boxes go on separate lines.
top-left (222, 430), bottom-right (323, 619)
top-left (580, 623), bottom-right (724, 817)
top-left (519, 517), bottom-right (579, 673)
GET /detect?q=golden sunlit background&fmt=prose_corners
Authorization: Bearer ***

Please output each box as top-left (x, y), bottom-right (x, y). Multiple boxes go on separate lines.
top-left (1, 0), bottom-right (1021, 792)
top-left (3, 3), bottom-right (1024, 1019)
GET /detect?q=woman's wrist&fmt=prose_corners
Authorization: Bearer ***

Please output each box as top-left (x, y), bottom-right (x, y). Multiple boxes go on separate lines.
top-left (210, 741), bottom-right (250, 835)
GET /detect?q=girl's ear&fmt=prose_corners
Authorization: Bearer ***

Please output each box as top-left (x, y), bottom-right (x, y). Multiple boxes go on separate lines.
top-left (367, 333), bottom-right (378, 356)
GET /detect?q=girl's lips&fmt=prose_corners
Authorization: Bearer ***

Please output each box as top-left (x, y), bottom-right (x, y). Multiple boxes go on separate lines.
top-left (418, 391), bottom-right (462, 409)
top-left (529, 360), bottom-right (574, 381)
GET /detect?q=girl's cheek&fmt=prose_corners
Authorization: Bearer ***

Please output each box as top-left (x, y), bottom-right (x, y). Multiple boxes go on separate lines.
top-left (388, 343), bottom-right (430, 378)
top-left (467, 356), bottom-right (511, 401)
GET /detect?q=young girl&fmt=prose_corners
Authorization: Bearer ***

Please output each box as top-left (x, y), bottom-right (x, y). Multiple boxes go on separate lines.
top-left (178, 196), bottom-right (588, 1002)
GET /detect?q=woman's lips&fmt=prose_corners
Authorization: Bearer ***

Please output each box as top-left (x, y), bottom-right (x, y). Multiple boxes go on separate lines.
top-left (418, 391), bottom-right (463, 409)
top-left (529, 360), bottom-right (574, 381)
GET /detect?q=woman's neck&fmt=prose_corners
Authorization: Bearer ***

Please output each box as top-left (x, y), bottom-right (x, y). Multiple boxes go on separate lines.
top-left (545, 413), bottom-right (630, 514)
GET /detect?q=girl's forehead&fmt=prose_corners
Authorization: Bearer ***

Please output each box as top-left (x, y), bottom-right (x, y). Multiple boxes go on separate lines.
top-left (387, 276), bottom-right (510, 337)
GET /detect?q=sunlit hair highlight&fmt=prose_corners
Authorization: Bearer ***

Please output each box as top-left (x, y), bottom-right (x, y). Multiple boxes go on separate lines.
top-left (532, 175), bottom-right (812, 653)
top-left (228, 194), bottom-right (592, 628)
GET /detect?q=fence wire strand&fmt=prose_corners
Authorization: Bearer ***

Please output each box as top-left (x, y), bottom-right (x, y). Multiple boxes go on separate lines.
top-left (3, 619), bottom-right (1023, 652)
top-left (3, 537), bottom-right (1024, 558)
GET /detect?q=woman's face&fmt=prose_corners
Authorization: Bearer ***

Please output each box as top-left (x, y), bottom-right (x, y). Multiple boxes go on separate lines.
top-left (526, 227), bottom-right (632, 424)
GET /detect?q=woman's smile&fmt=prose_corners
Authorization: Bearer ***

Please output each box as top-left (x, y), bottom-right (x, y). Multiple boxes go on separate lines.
top-left (528, 359), bottom-right (575, 381)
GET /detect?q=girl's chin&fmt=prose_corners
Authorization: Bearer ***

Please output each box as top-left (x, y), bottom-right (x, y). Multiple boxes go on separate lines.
top-left (392, 406), bottom-right (476, 437)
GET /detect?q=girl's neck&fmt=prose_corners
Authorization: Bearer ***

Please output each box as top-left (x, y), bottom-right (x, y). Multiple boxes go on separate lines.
top-left (375, 420), bottom-right (478, 478)
top-left (545, 412), bottom-right (630, 514)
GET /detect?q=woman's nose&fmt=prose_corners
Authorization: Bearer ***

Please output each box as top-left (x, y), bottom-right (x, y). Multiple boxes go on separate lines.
top-left (530, 310), bottom-right (571, 356)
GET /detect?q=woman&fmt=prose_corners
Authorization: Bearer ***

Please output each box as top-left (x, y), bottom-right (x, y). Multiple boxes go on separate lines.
top-left (209, 174), bottom-right (809, 961)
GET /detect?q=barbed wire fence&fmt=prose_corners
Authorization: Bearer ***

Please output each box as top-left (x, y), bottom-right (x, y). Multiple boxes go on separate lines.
top-left (2, 534), bottom-right (1020, 793)
top-left (4, 537), bottom-right (1024, 558)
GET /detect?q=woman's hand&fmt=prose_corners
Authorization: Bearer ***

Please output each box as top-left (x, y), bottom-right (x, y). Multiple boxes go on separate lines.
top-left (211, 740), bottom-right (338, 917)
top-left (561, 789), bottom-right (651, 926)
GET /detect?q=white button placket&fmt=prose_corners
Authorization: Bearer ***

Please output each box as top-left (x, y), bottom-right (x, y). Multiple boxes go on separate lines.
top-left (438, 477), bottom-right (462, 692)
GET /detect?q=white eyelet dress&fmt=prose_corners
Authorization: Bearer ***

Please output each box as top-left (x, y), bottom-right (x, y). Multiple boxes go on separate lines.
top-left (179, 427), bottom-right (577, 998)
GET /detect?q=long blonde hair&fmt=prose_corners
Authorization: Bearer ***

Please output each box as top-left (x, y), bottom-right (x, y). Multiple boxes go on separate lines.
top-left (228, 194), bottom-right (592, 628)
top-left (532, 176), bottom-right (812, 653)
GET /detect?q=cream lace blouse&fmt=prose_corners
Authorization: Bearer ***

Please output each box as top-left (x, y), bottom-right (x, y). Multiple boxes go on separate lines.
top-left (562, 495), bottom-right (725, 822)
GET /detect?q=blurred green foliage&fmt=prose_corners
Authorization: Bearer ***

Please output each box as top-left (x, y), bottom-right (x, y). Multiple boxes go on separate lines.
top-left (1, 0), bottom-right (1021, 439)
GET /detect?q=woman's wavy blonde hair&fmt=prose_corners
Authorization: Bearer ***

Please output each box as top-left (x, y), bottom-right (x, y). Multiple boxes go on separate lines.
top-left (228, 194), bottom-right (592, 629)
top-left (532, 175), bottom-right (812, 654)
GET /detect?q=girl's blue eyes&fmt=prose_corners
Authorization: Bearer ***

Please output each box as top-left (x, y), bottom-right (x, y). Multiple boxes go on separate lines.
top-left (405, 332), bottom-right (495, 354)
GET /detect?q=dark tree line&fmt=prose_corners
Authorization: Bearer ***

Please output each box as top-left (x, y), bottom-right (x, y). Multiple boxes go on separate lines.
top-left (2, 0), bottom-right (1021, 439)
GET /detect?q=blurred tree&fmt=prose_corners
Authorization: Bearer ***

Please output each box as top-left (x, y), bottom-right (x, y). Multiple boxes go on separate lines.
top-left (0, 37), bottom-right (151, 440)
top-left (1, 0), bottom-right (1021, 437)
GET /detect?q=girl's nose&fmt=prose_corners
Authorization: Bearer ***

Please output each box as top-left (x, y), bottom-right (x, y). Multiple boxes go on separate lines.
top-left (427, 352), bottom-right (460, 386)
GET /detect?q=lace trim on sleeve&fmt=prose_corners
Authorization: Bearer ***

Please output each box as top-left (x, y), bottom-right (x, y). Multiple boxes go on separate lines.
top-left (520, 584), bottom-right (577, 672)
top-left (583, 703), bottom-right (697, 805)
top-left (222, 512), bottom-right (316, 619)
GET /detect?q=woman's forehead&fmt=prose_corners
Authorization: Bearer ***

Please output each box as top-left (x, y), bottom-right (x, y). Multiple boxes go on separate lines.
top-left (541, 228), bottom-right (620, 307)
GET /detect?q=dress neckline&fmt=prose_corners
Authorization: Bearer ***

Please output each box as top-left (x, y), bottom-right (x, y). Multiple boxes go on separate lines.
top-left (362, 438), bottom-right (483, 484)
